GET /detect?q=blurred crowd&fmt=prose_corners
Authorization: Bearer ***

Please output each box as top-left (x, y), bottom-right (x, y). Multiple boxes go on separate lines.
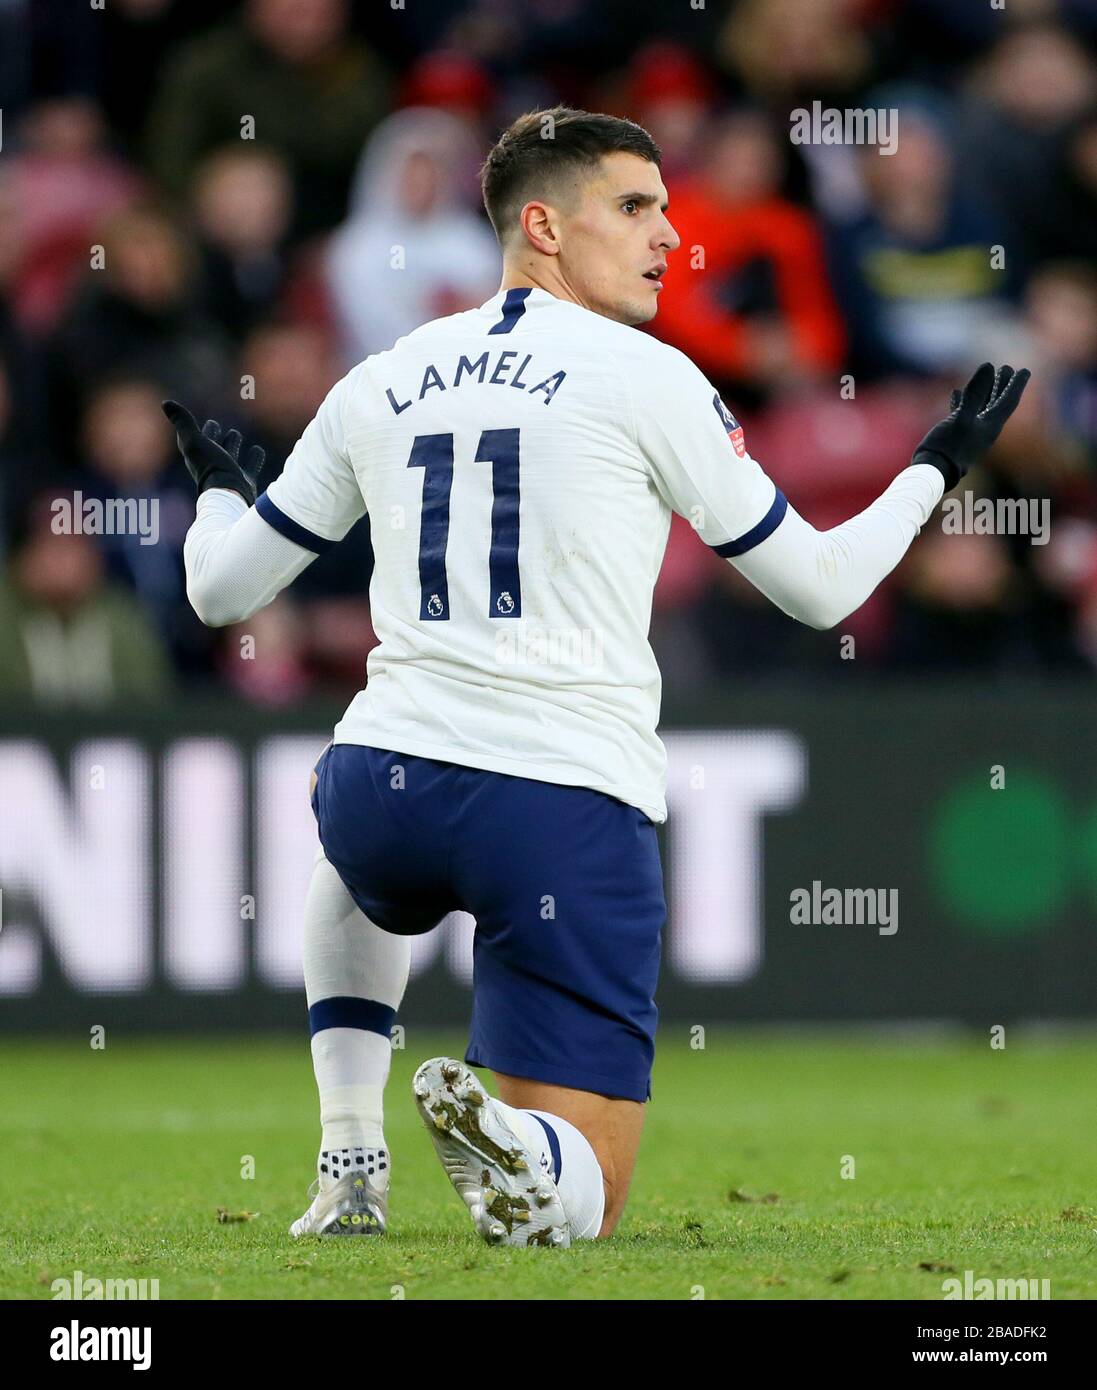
top-left (2, 0), bottom-right (1097, 706)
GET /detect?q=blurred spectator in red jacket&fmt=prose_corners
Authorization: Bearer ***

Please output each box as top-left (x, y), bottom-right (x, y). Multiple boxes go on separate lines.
top-left (653, 110), bottom-right (845, 397)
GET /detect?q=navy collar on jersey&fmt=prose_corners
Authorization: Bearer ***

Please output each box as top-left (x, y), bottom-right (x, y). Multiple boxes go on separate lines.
top-left (487, 286), bottom-right (532, 334)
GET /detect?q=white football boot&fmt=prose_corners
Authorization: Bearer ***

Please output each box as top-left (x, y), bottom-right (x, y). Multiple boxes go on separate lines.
top-left (289, 1167), bottom-right (388, 1238)
top-left (412, 1056), bottom-right (570, 1248)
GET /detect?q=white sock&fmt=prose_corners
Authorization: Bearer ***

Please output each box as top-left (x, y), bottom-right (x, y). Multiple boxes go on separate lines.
top-left (498, 1102), bottom-right (606, 1240)
top-left (310, 1030), bottom-right (389, 1149)
top-left (303, 851), bottom-right (411, 1183)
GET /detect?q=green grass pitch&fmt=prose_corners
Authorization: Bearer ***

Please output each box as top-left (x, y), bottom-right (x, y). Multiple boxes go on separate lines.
top-left (2, 1032), bottom-right (1096, 1300)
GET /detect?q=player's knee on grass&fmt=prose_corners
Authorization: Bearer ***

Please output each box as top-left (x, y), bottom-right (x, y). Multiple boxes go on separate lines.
top-left (557, 1116), bottom-right (638, 1238)
top-left (589, 1130), bottom-right (639, 1236)
top-left (595, 1163), bottom-right (630, 1237)
top-left (494, 1073), bottom-right (645, 1238)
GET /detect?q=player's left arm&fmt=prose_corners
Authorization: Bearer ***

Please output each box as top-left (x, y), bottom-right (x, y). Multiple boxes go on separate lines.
top-left (728, 363), bottom-right (1030, 629)
top-left (635, 353), bottom-right (1029, 631)
top-left (167, 369), bottom-right (368, 628)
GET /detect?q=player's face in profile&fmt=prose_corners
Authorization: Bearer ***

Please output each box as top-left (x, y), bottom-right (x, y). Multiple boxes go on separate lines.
top-left (561, 152), bottom-right (680, 326)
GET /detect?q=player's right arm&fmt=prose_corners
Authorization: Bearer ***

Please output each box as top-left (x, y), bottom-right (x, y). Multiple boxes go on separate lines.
top-left (631, 351), bottom-right (1029, 631)
top-left (166, 368), bottom-right (368, 627)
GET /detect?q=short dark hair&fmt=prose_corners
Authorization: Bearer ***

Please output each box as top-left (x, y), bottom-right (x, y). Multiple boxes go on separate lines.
top-left (480, 106), bottom-right (661, 245)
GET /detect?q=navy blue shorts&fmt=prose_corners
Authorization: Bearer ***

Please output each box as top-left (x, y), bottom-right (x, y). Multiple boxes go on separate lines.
top-left (311, 743), bottom-right (665, 1102)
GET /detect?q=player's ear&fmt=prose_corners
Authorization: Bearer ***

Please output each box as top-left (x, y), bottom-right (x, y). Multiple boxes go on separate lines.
top-left (518, 200), bottom-right (560, 256)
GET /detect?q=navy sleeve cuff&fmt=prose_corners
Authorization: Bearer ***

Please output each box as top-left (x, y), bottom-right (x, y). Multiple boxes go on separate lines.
top-left (255, 492), bottom-right (336, 554)
top-left (710, 489), bottom-right (788, 558)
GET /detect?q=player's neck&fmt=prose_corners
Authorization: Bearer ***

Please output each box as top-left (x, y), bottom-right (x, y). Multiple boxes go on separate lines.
top-left (498, 266), bottom-right (594, 316)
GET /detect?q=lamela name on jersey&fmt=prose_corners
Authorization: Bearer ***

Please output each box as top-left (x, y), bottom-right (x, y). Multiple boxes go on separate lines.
top-left (385, 351), bottom-right (568, 415)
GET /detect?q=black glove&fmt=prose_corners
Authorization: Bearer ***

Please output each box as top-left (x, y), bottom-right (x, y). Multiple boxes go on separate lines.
top-left (912, 363), bottom-right (1030, 492)
top-left (162, 400), bottom-right (266, 505)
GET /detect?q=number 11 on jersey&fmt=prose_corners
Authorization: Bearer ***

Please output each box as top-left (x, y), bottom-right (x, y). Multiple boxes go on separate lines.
top-left (408, 428), bottom-right (522, 621)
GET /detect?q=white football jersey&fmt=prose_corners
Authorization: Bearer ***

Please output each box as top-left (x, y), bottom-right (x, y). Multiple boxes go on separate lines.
top-left (257, 286), bottom-right (785, 822)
